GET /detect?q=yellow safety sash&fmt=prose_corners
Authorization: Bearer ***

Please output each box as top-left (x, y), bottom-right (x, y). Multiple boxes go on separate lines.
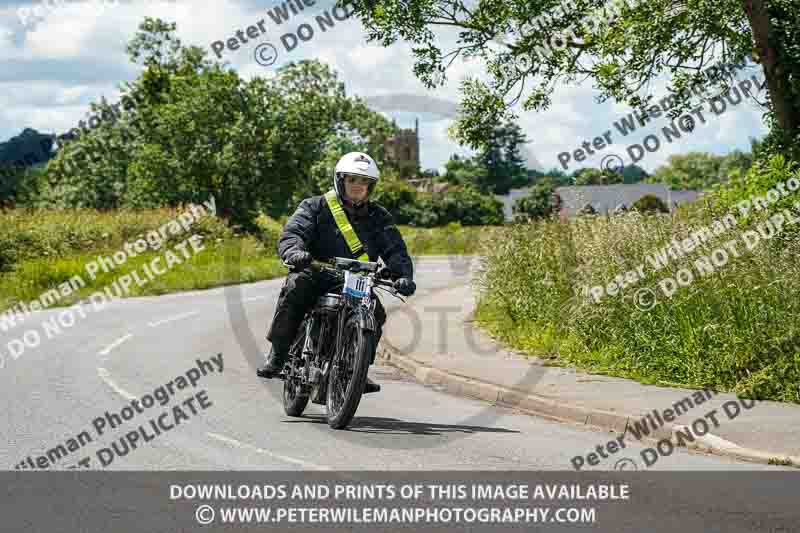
top-left (324, 190), bottom-right (369, 261)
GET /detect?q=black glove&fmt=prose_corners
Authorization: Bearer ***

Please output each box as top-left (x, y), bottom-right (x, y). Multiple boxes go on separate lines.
top-left (394, 278), bottom-right (416, 296)
top-left (377, 266), bottom-right (395, 280)
top-left (285, 250), bottom-right (312, 269)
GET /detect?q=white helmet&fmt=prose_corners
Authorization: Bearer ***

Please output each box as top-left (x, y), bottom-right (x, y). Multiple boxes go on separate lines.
top-left (333, 151), bottom-right (380, 207)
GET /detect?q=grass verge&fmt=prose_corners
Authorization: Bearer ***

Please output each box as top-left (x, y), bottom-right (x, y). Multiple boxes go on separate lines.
top-left (1, 210), bottom-right (494, 313)
top-left (475, 156), bottom-right (800, 403)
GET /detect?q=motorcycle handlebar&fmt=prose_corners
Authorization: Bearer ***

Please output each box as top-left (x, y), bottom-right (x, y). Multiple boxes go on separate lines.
top-left (282, 257), bottom-right (404, 297)
top-left (283, 257), bottom-right (390, 280)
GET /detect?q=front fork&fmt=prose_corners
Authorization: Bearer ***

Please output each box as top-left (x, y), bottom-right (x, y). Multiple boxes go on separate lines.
top-left (332, 299), bottom-right (377, 373)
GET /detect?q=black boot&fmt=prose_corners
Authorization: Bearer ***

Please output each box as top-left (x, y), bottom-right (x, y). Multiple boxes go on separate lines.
top-left (256, 345), bottom-right (289, 379)
top-left (363, 377), bottom-right (381, 394)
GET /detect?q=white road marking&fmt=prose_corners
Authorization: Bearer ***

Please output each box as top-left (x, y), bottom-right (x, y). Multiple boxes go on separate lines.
top-left (243, 296), bottom-right (270, 302)
top-left (99, 333), bottom-right (133, 356)
top-left (148, 311), bottom-right (200, 328)
top-left (206, 432), bottom-right (332, 470)
top-left (97, 367), bottom-right (136, 400)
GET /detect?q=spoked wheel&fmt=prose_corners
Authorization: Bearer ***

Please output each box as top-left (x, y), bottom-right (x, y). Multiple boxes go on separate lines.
top-left (326, 315), bottom-right (374, 429)
top-left (282, 319), bottom-right (311, 417)
top-left (282, 378), bottom-right (310, 416)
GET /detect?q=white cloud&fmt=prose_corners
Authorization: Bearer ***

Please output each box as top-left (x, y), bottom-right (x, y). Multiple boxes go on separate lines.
top-left (0, 0), bottom-right (770, 175)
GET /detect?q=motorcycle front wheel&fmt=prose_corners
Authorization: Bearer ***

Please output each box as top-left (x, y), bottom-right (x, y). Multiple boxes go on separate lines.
top-left (326, 315), bottom-right (374, 429)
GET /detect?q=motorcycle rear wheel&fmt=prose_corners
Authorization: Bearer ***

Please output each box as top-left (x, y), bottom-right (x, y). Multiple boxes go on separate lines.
top-left (282, 319), bottom-right (311, 417)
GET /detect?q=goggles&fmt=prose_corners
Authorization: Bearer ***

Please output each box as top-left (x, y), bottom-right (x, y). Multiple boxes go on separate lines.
top-left (342, 174), bottom-right (373, 186)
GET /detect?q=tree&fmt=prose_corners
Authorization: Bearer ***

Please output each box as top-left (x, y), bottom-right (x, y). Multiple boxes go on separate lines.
top-left (0, 128), bottom-right (53, 206)
top-left (647, 152), bottom-right (724, 190)
top-left (442, 154), bottom-right (488, 187)
top-left (513, 181), bottom-right (556, 221)
top-left (347, 0), bottom-right (800, 160)
top-left (477, 125), bottom-right (504, 193)
top-left (477, 120), bottom-right (529, 194)
top-left (541, 168), bottom-right (574, 187)
top-left (621, 164), bottom-right (649, 184)
top-left (369, 168), bottom-right (419, 215)
top-left (0, 128), bottom-right (54, 168)
top-left (502, 122), bottom-right (530, 190)
top-left (632, 194), bottom-right (669, 213)
top-left (573, 167), bottom-right (624, 186)
top-left (40, 18), bottom-right (396, 226)
top-left (718, 149), bottom-right (754, 181)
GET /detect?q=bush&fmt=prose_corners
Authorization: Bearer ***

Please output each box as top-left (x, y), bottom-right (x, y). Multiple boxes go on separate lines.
top-left (395, 184), bottom-right (504, 227)
top-left (254, 213), bottom-right (284, 253)
top-left (371, 176), bottom-right (418, 215)
top-left (513, 182), bottom-right (555, 222)
top-left (632, 194), bottom-right (669, 214)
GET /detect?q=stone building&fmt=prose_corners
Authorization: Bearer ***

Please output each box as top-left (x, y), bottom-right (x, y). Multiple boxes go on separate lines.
top-left (384, 118), bottom-right (420, 178)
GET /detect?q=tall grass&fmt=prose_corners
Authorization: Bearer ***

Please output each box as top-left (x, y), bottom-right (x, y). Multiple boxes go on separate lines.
top-left (476, 156), bottom-right (800, 402)
top-left (1, 208), bottom-right (494, 313)
top-left (401, 222), bottom-right (504, 256)
top-left (0, 206), bottom-right (233, 272)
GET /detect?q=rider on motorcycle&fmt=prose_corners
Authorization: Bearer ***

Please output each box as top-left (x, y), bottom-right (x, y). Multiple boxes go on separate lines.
top-left (257, 151), bottom-right (417, 393)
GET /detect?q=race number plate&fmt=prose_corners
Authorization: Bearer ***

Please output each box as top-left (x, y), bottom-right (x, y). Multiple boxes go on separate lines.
top-left (343, 271), bottom-right (370, 299)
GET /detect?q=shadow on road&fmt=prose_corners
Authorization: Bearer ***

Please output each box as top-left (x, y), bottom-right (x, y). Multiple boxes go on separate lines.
top-left (282, 414), bottom-right (521, 437)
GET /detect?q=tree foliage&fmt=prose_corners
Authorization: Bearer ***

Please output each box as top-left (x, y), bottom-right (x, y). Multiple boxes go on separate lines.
top-left (631, 193), bottom-right (669, 213)
top-left (441, 120), bottom-right (530, 194)
top-left (646, 149), bottom-right (755, 190)
top-left (347, 0), bottom-right (799, 161)
top-left (513, 181), bottom-right (556, 222)
top-left (573, 167), bottom-right (624, 186)
top-left (38, 18), bottom-right (398, 228)
top-left (477, 121), bottom-right (530, 194)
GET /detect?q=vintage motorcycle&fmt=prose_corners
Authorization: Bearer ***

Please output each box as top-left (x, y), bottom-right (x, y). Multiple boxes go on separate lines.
top-left (278, 256), bottom-right (406, 429)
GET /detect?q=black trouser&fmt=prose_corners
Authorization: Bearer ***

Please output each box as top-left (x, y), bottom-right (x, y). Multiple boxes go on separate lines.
top-left (266, 268), bottom-right (387, 362)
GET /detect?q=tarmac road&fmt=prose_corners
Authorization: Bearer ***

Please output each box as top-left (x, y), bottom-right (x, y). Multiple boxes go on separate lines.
top-left (0, 257), bottom-right (786, 471)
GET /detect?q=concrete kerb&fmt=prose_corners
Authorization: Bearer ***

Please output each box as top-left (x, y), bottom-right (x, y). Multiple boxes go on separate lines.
top-left (669, 426), bottom-right (800, 466)
top-left (376, 321), bottom-right (800, 469)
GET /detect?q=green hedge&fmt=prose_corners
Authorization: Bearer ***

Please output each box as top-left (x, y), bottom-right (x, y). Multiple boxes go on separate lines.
top-left (376, 182), bottom-right (505, 227)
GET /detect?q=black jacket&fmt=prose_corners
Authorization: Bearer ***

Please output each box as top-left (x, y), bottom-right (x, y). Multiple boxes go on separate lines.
top-left (277, 194), bottom-right (414, 281)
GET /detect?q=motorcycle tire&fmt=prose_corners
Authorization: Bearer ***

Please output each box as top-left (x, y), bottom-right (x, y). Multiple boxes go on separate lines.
top-left (325, 315), bottom-right (374, 430)
top-left (282, 319), bottom-right (311, 417)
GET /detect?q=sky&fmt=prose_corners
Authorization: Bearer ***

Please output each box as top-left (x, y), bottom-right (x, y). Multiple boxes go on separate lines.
top-left (0, 0), bottom-right (771, 175)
